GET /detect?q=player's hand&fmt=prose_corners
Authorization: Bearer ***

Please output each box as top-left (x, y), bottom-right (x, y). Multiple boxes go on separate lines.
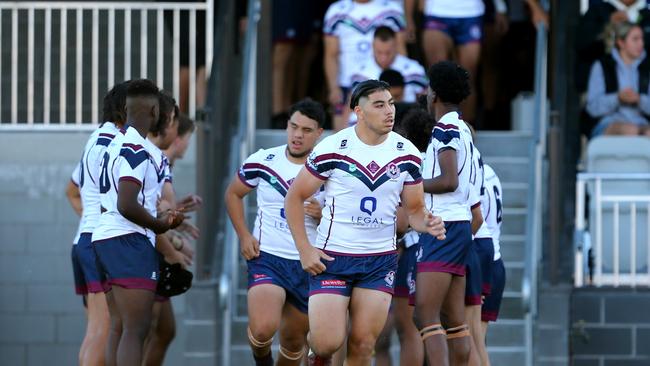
top-left (157, 198), bottom-right (173, 213)
top-left (424, 211), bottom-right (446, 240)
top-left (240, 234), bottom-right (260, 260)
top-left (298, 246), bottom-right (334, 276)
top-left (178, 194), bottom-right (203, 213)
top-left (179, 238), bottom-right (195, 261)
top-left (177, 221), bottom-right (200, 239)
top-left (164, 248), bottom-right (191, 269)
top-left (168, 210), bottom-right (186, 230)
top-left (328, 87), bottom-right (343, 107)
top-left (304, 198), bottom-right (322, 220)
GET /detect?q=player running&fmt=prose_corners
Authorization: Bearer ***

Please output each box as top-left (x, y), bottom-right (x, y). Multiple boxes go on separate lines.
top-left (225, 99), bottom-right (326, 366)
top-left (285, 80), bottom-right (445, 366)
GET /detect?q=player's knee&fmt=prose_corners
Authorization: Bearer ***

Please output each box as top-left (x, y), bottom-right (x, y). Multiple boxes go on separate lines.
top-left (347, 334), bottom-right (377, 358)
top-left (447, 324), bottom-right (471, 362)
top-left (248, 326), bottom-right (274, 350)
top-left (310, 337), bottom-right (342, 357)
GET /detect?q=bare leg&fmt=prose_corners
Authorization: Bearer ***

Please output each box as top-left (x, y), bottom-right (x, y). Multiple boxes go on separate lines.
top-left (277, 302), bottom-right (309, 366)
top-left (374, 310), bottom-right (394, 366)
top-left (457, 42), bottom-right (481, 123)
top-left (81, 292), bottom-right (110, 366)
top-left (463, 305), bottom-right (481, 366)
top-left (248, 284), bottom-right (286, 364)
top-left (442, 276), bottom-right (470, 366)
top-left (308, 294), bottom-right (349, 357)
top-left (105, 290), bottom-right (122, 366)
top-left (479, 322), bottom-right (490, 366)
top-left (422, 30), bottom-right (454, 68)
top-left (393, 297), bottom-right (423, 366)
top-left (415, 271), bottom-right (453, 366)
top-left (112, 287), bottom-right (155, 366)
top-left (346, 288), bottom-right (392, 366)
top-left (142, 300), bottom-right (176, 366)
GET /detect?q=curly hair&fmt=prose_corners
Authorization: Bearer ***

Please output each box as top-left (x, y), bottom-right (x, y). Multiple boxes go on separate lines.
top-left (151, 91), bottom-right (177, 135)
top-left (395, 108), bottom-right (435, 152)
top-left (427, 61), bottom-right (471, 105)
top-left (101, 81), bottom-right (130, 124)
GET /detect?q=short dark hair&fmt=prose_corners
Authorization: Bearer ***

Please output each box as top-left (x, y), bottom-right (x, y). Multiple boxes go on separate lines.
top-left (379, 69), bottom-right (405, 87)
top-left (289, 98), bottom-right (326, 127)
top-left (374, 26), bottom-right (396, 41)
top-left (101, 81), bottom-right (130, 124)
top-left (397, 108), bottom-right (435, 152)
top-left (427, 61), bottom-right (471, 105)
top-left (151, 91), bottom-right (177, 134)
top-left (126, 79), bottom-right (159, 99)
top-left (177, 113), bottom-right (196, 137)
top-left (349, 79), bottom-right (391, 109)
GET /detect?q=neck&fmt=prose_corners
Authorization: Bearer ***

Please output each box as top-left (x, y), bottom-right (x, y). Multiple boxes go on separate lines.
top-left (620, 51), bottom-right (636, 65)
top-left (285, 147), bottom-right (309, 164)
top-left (355, 123), bottom-right (388, 146)
top-left (434, 105), bottom-right (459, 122)
top-left (126, 117), bottom-right (150, 138)
top-left (147, 133), bottom-right (165, 149)
top-left (163, 148), bottom-right (177, 165)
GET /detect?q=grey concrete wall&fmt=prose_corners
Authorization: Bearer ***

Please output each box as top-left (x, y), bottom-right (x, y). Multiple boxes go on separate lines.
top-left (0, 130), bottom-right (196, 366)
top-left (571, 288), bottom-right (650, 366)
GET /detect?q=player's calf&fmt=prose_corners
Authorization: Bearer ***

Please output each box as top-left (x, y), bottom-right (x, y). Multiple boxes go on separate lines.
top-left (446, 324), bottom-right (471, 364)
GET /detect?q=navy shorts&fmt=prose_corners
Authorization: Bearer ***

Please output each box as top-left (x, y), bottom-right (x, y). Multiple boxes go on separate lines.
top-left (465, 244), bottom-right (482, 305)
top-left (93, 233), bottom-right (159, 292)
top-left (309, 251), bottom-right (398, 297)
top-left (395, 245), bottom-right (418, 298)
top-left (417, 221), bottom-right (472, 276)
top-left (474, 238), bottom-right (495, 295)
top-left (423, 15), bottom-right (483, 45)
top-left (77, 233), bottom-right (106, 293)
top-left (71, 244), bottom-right (87, 295)
top-left (482, 259), bottom-right (506, 322)
top-left (247, 250), bottom-right (310, 313)
top-left (272, 0), bottom-right (317, 43)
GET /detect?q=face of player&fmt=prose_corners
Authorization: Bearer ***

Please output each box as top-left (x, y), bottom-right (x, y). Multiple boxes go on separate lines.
top-left (618, 26), bottom-right (644, 60)
top-left (373, 38), bottom-right (398, 70)
top-left (357, 89), bottom-right (395, 136)
top-left (159, 112), bottom-right (178, 150)
top-left (171, 131), bottom-right (193, 160)
top-left (389, 85), bottom-right (405, 102)
top-left (286, 111), bottom-right (323, 158)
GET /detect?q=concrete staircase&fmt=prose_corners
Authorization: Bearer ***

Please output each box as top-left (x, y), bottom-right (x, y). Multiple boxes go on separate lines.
top-left (216, 129), bottom-right (534, 364)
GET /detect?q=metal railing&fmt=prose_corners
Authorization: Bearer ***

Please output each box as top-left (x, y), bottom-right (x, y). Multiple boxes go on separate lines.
top-left (219, 0), bottom-right (260, 364)
top-left (0, 1), bottom-right (213, 126)
top-left (521, 21), bottom-right (548, 366)
top-left (574, 173), bottom-right (650, 287)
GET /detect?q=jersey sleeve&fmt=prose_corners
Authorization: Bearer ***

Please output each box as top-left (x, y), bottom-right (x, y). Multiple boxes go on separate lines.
top-left (306, 138), bottom-right (335, 180)
top-left (323, 2), bottom-right (343, 36)
top-left (71, 162), bottom-right (81, 186)
top-left (403, 141), bottom-right (423, 185)
top-left (237, 149), bottom-right (265, 188)
top-left (116, 143), bottom-right (149, 186)
top-left (431, 123), bottom-right (461, 153)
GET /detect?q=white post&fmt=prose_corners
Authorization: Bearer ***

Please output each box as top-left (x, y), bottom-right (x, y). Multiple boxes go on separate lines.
top-left (631, 202), bottom-right (636, 287)
top-left (108, 9), bottom-right (115, 89)
top-left (156, 9), bottom-right (163, 87)
top-left (613, 202), bottom-right (619, 287)
top-left (173, 9), bottom-right (180, 104)
top-left (574, 178), bottom-right (586, 287)
top-left (595, 178), bottom-right (602, 286)
top-left (125, 9), bottom-right (131, 80)
top-left (11, 8), bottom-right (18, 123)
top-left (140, 9), bottom-right (148, 78)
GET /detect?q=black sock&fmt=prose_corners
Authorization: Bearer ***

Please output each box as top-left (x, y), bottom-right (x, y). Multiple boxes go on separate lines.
top-left (254, 352), bottom-right (274, 366)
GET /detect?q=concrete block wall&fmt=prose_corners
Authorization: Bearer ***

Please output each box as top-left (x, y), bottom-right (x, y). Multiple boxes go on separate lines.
top-left (571, 288), bottom-right (650, 366)
top-left (0, 131), bottom-right (196, 366)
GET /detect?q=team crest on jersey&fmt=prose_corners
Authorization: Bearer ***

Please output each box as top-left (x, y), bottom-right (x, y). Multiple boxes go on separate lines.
top-left (396, 141), bottom-right (404, 150)
top-left (264, 154), bottom-right (275, 161)
top-left (386, 163), bottom-right (400, 179)
top-left (385, 271), bottom-right (395, 287)
top-left (339, 139), bottom-right (348, 149)
top-left (366, 161), bottom-right (380, 174)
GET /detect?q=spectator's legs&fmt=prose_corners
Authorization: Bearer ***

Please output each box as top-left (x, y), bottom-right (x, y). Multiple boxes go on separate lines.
top-left (294, 38), bottom-right (318, 103)
top-left (273, 42), bottom-right (295, 117)
top-left (603, 122), bottom-right (643, 135)
top-left (422, 30), bottom-right (454, 67)
top-left (178, 66), bottom-right (207, 114)
top-left (480, 23), bottom-right (504, 128)
top-left (457, 42), bottom-right (481, 123)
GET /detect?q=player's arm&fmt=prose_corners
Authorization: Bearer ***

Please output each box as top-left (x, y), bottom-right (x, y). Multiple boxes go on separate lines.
top-left (65, 180), bottom-right (82, 216)
top-left (403, 0), bottom-right (417, 43)
top-left (395, 205), bottom-right (410, 237)
top-left (285, 168), bottom-right (334, 275)
top-left (400, 183), bottom-right (446, 239)
top-left (117, 180), bottom-right (180, 234)
top-left (423, 149), bottom-right (458, 194)
top-left (224, 175), bottom-right (261, 260)
top-left (470, 202), bottom-right (484, 235)
top-left (324, 35), bottom-right (342, 106)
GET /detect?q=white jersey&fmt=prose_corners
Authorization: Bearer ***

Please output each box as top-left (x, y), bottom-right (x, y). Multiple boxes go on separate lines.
top-left (482, 164), bottom-right (503, 260)
top-left (324, 0), bottom-right (405, 87)
top-left (306, 127), bottom-right (422, 254)
top-left (468, 140), bottom-right (492, 239)
top-left (424, 0), bottom-right (485, 18)
top-left (143, 138), bottom-right (172, 243)
top-left (349, 54), bottom-right (428, 103)
top-left (423, 112), bottom-right (473, 222)
top-left (92, 126), bottom-right (165, 246)
top-left (238, 145), bottom-right (321, 260)
top-left (71, 163), bottom-right (82, 245)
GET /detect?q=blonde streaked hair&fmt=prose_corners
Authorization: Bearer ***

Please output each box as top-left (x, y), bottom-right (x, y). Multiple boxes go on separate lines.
top-left (605, 21), bottom-right (641, 53)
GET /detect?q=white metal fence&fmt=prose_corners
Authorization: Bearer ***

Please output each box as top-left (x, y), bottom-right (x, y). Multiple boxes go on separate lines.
top-left (574, 173), bottom-right (650, 287)
top-left (0, 1), bottom-right (213, 127)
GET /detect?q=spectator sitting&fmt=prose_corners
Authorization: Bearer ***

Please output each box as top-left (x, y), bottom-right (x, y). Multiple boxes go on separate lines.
top-left (576, 0), bottom-right (650, 92)
top-left (586, 21), bottom-right (650, 137)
